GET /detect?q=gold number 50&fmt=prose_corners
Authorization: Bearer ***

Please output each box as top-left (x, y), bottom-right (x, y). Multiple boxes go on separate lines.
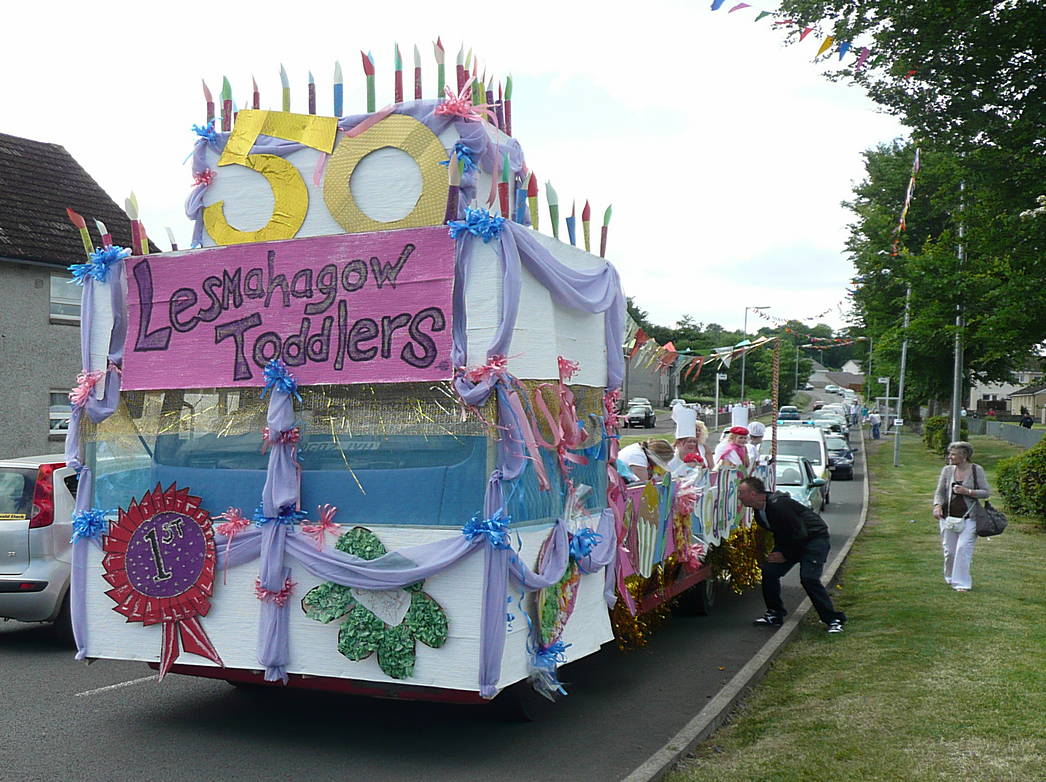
top-left (203, 110), bottom-right (338, 245)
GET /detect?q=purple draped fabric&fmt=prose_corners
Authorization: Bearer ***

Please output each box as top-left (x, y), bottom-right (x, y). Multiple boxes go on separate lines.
top-left (65, 267), bottom-right (128, 659)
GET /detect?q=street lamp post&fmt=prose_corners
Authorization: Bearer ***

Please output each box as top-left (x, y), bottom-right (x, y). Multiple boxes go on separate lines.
top-left (740, 306), bottom-right (769, 402)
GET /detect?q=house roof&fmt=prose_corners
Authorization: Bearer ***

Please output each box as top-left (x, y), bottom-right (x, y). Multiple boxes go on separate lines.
top-left (0, 132), bottom-right (153, 268)
top-left (1009, 382), bottom-right (1046, 397)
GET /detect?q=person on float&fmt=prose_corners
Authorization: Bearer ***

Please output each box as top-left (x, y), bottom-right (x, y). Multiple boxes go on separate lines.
top-left (616, 439), bottom-right (675, 484)
top-left (931, 441), bottom-right (991, 592)
top-left (746, 421), bottom-right (767, 466)
top-left (692, 419), bottom-right (714, 469)
top-left (668, 401), bottom-right (701, 474)
top-left (714, 405), bottom-right (751, 471)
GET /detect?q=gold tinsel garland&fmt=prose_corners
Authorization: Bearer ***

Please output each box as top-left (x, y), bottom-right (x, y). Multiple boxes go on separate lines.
top-left (611, 524), bottom-right (772, 649)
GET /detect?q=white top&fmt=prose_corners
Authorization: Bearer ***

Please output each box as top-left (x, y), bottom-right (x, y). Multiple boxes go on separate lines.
top-left (618, 442), bottom-right (649, 470)
top-left (672, 404), bottom-right (698, 440)
top-left (714, 440), bottom-right (746, 467)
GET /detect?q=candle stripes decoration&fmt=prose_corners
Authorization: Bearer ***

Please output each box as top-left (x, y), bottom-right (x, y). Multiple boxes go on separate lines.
top-left (202, 79), bottom-right (214, 124)
top-left (308, 71), bottom-right (316, 115)
top-left (333, 61), bottom-right (343, 116)
top-left (65, 208), bottom-right (94, 259)
top-left (413, 44), bottom-right (423, 100)
top-left (527, 173), bottom-right (539, 231)
top-left (362, 51), bottom-right (376, 112)
top-left (600, 204), bottom-right (613, 257)
top-left (566, 201), bottom-right (576, 246)
top-left (220, 76), bottom-right (233, 132)
top-left (394, 43), bottom-right (403, 104)
top-left (546, 181), bottom-right (559, 239)
top-left (581, 200), bottom-right (591, 252)
top-left (280, 64), bottom-right (290, 111)
top-left (434, 37), bottom-right (445, 97)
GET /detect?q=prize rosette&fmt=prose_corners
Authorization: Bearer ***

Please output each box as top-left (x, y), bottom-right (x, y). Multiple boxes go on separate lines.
top-left (535, 532), bottom-right (581, 648)
top-left (102, 483), bottom-right (223, 678)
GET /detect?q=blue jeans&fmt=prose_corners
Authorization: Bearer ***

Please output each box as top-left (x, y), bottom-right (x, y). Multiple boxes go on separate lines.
top-left (871, 423), bottom-right (881, 439)
top-left (761, 535), bottom-right (845, 625)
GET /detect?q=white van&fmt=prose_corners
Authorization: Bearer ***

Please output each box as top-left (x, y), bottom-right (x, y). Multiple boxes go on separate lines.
top-left (760, 426), bottom-right (832, 505)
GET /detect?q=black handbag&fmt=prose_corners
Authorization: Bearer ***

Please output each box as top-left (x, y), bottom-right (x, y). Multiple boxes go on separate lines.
top-left (965, 467), bottom-right (1007, 537)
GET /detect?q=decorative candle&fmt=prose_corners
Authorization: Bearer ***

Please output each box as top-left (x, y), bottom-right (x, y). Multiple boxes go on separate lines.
top-left (527, 172), bottom-right (539, 230)
top-left (434, 37), bottom-right (445, 96)
top-left (333, 61), bottom-right (343, 116)
top-left (582, 200), bottom-right (591, 252)
top-left (252, 76), bottom-right (260, 109)
top-left (94, 219), bottom-right (112, 248)
top-left (600, 204), bottom-right (613, 257)
top-left (471, 75), bottom-right (483, 108)
top-left (412, 44), bottom-right (420, 100)
top-left (362, 51), bottom-right (376, 112)
top-left (455, 44), bottom-right (465, 93)
top-left (165, 227), bottom-right (179, 251)
top-left (504, 74), bottom-right (513, 136)
top-left (444, 150), bottom-right (460, 224)
top-left (515, 183), bottom-right (528, 224)
top-left (546, 181), bottom-right (559, 239)
top-left (202, 79), bottom-right (214, 124)
top-left (485, 73), bottom-right (494, 115)
top-left (495, 82), bottom-right (505, 131)
top-left (394, 43), bottom-right (403, 103)
top-left (566, 201), bottom-right (577, 246)
top-left (280, 64), bottom-right (290, 111)
top-left (125, 194), bottom-right (142, 255)
top-left (308, 71), bottom-right (316, 114)
top-left (65, 208), bottom-right (94, 259)
top-left (498, 153), bottom-right (511, 218)
top-left (220, 76), bottom-right (233, 132)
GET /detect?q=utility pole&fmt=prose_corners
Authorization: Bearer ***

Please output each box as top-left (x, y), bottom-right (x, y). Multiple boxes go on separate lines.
top-left (893, 285), bottom-right (911, 467)
top-left (950, 180), bottom-right (965, 441)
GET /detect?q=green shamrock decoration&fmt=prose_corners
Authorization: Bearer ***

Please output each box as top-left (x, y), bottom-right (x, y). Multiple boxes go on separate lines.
top-left (301, 526), bottom-right (448, 679)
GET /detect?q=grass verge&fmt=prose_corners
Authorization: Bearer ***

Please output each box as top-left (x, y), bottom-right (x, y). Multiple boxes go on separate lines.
top-left (668, 433), bottom-right (1046, 782)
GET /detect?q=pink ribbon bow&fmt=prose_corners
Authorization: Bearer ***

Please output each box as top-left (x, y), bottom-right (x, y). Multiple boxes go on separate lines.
top-left (301, 504), bottom-right (339, 549)
top-left (463, 354), bottom-right (509, 384)
top-left (557, 356), bottom-right (580, 383)
top-left (213, 508), bottom-right (250, 584)
top-left (261, 426), bottom-right (301, 451)
top-left (603, 389), bottom-right (624, 430)
top-left (193, 168), bottom-right (215, 187)
top-left (434, 84), bottom-right (496, 123)
top-left (679, 541), bottom-right (706, 571)
top-left (255, 576), bottom-right (295, 607)
top-left (674, 483), bottom-right (699, 517)
top-left (68, 370), bottom-right (105, 408)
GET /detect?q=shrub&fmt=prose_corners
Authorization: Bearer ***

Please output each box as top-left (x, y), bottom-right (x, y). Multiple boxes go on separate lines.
top-left (923, 415), bottom-right (968, 454)
top-left (995, 436), bottom-right (1046, 526)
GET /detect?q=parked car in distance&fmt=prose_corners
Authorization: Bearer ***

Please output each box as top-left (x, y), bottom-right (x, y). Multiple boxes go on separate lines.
top-left (825, 435), bottom-right (855, 480)
top-left (810, 411), bottom-right (849, 438)
top-left (774, 455), bottom-right (826, 512)
top-left (628, 398), bottom-right (651, 407)
top-left (669, 399), bottom-right (688, 408)
top-left (778, 405), bottom-right (801, 421)
top-left (811, 400), bottom-right (825, 411)
top-left (824, 384), bottom-right (841, 393)
top-left (625, 404), bottom-right (656, 428)
top-left (0, 454), bottom-right (77, 640)
top-left (803, 382), bottom-right (815, 391)
top-left (761, 426), bottom-right (831, 505)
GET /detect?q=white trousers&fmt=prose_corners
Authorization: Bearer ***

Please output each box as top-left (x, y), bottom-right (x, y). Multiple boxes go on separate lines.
top-left (939, 517), bottom-right (977, 590)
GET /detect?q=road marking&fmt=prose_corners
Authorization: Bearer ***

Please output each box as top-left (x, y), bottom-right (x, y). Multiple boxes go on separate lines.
top-left (75, 675), bottom-right (156, 697)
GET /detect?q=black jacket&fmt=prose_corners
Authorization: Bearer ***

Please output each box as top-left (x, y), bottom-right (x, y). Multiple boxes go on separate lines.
top-left (752, 491), bottom-right (829, 556)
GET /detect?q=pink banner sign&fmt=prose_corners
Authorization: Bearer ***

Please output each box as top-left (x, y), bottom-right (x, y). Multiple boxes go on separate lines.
top-left (123, 227), bottom-right (455, 389)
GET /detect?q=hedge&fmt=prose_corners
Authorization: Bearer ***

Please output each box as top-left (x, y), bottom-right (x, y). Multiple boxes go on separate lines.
top-left (995, 436), bottom-right (1046, 526)
top-left (923, 415), bottom-right (969, 455)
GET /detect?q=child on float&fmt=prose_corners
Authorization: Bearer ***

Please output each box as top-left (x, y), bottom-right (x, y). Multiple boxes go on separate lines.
top-left (616, 438), bottom-right (675, 484)
top-left (714, 405), bottom-right (751, 471)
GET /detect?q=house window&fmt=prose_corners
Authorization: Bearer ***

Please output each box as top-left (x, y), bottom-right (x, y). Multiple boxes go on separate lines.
top-left (49, 390), bottom-right (71, 437)
top-left (50, 274), bottom-right (81, 322)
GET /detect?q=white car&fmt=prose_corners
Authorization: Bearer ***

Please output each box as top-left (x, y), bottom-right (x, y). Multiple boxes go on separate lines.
top-left (824, 384), bottom-right (841, 393)
top-left (0, 454), bottom-right (77, 639)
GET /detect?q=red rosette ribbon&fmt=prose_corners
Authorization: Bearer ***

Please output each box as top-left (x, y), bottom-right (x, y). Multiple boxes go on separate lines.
top-left (102, 483), bottom-right (223, 679)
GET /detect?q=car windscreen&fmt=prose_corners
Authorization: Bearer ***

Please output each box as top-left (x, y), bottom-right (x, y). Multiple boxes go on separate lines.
top-left (775, 463), bottom-right (805, 486)
top-left (762, 439), bottom-right (822, 465)
top-left (627, 407), bottom-right (648, 415)
top-left (826, 438), bottom-right (848, 451)
top-left (0, 468), bottom-right (36, 518)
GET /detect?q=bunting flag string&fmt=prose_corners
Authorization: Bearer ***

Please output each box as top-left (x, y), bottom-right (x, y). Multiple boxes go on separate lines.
top-left (890, 147), bottom-right (921, 257)
top-left (622, 314), bottom-right (779, 378)
top-left (709, 2), bottom-right (872, 71)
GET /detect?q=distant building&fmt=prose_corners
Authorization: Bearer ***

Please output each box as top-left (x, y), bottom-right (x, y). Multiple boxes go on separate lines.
top-left (0, 132), bottom-right (145, 458)
top-left (841, 359), bottom-right (862, 375)
top-left (968, 361), bottom-right (1045, 413)
top-left (1009, 382), bottom-right (1046, 423)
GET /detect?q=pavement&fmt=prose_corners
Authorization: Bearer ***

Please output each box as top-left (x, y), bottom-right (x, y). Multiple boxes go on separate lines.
top-left (0, 427), bottom-right (868, 782)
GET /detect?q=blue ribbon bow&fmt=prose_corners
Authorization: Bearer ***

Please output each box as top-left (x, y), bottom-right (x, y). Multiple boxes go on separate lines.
top-left (70, 508), bottom-right (113, 543)
top-left (448, 208), bottom-right (506, 244)
top-left (260, 359), bottom-right (302, 401)
top-left (439, 142), bottom-right (478, 174)
top-left (462, 510), bottom-right (512, 549)
top-left (569, 527), bottom-right (602, 562)
top-left (68, 245), bottom-right (131, 286)
top-left (253, 504), bottom-right (308, 526)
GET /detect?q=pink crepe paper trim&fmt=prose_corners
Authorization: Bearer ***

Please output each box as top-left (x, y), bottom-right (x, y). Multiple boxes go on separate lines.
top-left (557, 356), bottom-right (580, 383)
top-left (301, 504), bottom-right (339, 549)
top-left (463, 354), bottom-right (509, 383)
top-left (679, 541), bottom-right (706, 571)
top-left (255, 576), bottom-right (295, 607)
top-left (674, 483), bottom-right (699, 517)
top-left (343, 105), bottom-right (396, 139)
top-left (603, 389), bottom-right (624, 430)
top-left (69, 370), bottom-right (105, 408)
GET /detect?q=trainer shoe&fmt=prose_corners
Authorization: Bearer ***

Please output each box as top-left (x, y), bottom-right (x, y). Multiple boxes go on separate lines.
top-left (753, 612), bottom-right (783, 628)
top-left (827, 620), bottom-right (845, 634)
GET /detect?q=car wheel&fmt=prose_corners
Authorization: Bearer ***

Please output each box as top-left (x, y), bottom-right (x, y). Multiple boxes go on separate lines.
top-left (675, 578), bottom-right (718, 616)
top-left (824, 489), bottom-right (831, 506)
top-left (52, 591), bottom-right (75, 647)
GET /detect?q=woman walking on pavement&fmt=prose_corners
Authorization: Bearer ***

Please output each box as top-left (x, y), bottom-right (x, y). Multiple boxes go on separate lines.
top-left (932, 441), bottom-right (991, 592)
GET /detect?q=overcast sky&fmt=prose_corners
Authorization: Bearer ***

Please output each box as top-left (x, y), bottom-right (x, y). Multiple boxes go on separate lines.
top-left (3, 0), bottom-right (906, 333)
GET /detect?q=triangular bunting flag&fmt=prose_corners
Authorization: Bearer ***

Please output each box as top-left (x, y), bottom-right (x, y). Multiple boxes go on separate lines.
top-left (799, 27), bottom-right (814, 41)
top-left (837, 41), bottom-right (851, 59)
top-left (710, 0), bottom-right (727, 10)
top-left (816, 36), bottom-right (835, 57)
top-left (855, 47), bottom-right (871, 70)
top-left (728, 3), bottom-right (751, 12)
top-left (754, 10), bottom-right (771, 22)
